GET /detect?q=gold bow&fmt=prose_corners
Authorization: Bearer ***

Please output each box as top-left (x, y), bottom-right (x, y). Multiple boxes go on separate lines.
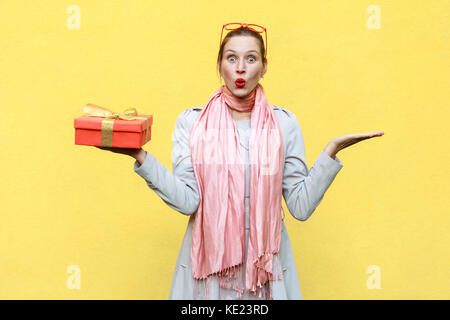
top-left (81, 103), bottom-right (149, 147)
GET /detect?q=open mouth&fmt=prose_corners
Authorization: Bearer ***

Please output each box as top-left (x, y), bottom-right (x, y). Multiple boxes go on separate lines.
top-left (235, 78), bottom-right (246, 88)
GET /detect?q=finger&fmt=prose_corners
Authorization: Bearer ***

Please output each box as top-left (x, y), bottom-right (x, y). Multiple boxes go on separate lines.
top-left (340, 140), bottom-right (360, 149)
top-left (356, 132), bottom-right (384, 140)
top-left (353, 132), bottom-right (383, 142)
top-left (362, 131), bottom-right (384, 136)
top-left (362, 132), bottom-right (384, 139)
top-left (341, 133), bottom-right (375, 140)
top-left (339, 135), bottom-right (379, 149)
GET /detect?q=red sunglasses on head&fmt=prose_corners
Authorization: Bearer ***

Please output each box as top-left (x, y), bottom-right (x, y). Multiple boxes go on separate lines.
top-left (219, 23), bottom-right (267, 59)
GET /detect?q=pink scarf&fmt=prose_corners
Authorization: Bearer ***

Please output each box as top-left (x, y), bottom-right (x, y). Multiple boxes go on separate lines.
top-left (189, 83), bottom-right (284, 300)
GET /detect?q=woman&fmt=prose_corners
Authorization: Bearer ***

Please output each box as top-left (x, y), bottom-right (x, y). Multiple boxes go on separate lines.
top-left (97, 24), bottom-right (384, 300)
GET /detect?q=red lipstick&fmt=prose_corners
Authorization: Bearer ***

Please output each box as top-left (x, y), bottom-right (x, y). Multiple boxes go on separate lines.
top-left (235, 78), bottom-right (246, 88)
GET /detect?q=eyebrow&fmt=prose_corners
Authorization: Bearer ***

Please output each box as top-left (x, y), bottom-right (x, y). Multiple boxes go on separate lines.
top-left (224, 49), bottom-right (260, 55)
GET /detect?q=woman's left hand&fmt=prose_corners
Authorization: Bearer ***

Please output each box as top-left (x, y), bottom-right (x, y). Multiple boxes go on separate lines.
top-left (324, 131), bottom-right (384, 159)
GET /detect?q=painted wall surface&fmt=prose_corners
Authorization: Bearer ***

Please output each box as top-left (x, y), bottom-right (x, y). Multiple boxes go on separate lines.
top-left (0, 0), bottom-right (448, 299)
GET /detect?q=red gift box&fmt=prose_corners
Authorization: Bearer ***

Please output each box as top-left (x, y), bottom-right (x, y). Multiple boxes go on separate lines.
top-left (74, 104), bottom-right (153, 148)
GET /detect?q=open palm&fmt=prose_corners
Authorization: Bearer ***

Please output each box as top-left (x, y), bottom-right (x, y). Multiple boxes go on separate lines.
top-left (332, 131), bottom-right (384, 153)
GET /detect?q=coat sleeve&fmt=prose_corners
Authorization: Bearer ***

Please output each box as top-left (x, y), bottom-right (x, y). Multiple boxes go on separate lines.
top-left (282, 112), bottom-right (344, 221)
top-left (133, 109), bottom-right (200, 215)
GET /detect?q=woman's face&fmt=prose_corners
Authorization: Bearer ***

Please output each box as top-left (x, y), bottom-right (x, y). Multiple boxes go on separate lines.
top-left (219, 36), bottom-right (267, 99)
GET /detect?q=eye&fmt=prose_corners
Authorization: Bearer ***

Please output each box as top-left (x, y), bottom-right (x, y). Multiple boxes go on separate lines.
top-left (227, 55), bottom-right (257, 63)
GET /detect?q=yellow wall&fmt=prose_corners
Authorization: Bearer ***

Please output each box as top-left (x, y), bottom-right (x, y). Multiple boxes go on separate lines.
top-left (1, 0), bottom-right (448, 299)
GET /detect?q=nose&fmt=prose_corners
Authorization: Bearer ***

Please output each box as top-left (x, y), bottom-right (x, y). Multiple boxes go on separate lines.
top-left (236, 59), bottom-right (246, 73)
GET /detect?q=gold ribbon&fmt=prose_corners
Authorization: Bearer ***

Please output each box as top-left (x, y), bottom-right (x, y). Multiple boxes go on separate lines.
top-left (81, 103), bottom-right (149, 147)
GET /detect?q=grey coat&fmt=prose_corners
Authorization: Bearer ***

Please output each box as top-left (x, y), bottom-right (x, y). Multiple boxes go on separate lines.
top-left (133, 105), bottom-right (344, 299)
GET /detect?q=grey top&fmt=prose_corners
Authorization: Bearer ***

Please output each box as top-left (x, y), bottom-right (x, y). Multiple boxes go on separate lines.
top-left (133, 105), bottom-right (344, 300)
